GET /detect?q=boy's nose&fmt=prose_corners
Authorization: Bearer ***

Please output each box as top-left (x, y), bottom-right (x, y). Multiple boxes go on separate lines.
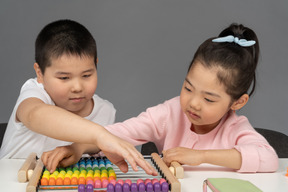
top-left (71, 79), bottom-right (83, 92)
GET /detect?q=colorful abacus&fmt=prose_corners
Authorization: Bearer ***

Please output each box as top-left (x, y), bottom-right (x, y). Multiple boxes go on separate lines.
top-left (24, 153), bottom-right (181, 192)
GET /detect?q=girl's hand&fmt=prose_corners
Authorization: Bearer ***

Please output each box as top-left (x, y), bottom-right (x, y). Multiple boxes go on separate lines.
top-left (162, 147), bottom-right (204, 166)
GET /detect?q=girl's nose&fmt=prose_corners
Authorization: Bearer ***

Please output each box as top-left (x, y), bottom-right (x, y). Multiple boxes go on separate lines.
top-left (189, 97), bottom-right (201, 111)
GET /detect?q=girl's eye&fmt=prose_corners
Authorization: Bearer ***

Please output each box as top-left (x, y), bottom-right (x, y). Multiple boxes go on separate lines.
top-left (185, 87), bottom-right (192, 92)
top-left (205, 98), bottom-right (215, 103)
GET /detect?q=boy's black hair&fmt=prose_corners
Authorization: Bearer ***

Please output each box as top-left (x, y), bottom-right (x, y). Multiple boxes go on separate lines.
top-left (35, 19), bottom-right (97, 73)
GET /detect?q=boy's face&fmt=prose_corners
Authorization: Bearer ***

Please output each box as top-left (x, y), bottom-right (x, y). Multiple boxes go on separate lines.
top-left (180, 61), bottom-right (233, 134)
top-left (35, 54), bottom-right (97, 117)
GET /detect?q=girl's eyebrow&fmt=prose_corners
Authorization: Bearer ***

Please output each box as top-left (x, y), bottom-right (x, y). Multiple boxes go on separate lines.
top-left (185, 78), bottom-right (221, 98)
top-left (185, 78), bottom-right (194, 87)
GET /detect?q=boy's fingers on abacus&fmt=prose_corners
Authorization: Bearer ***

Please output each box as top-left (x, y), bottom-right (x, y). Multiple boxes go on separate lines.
top-left (114, 160), bottom-right (129, 173)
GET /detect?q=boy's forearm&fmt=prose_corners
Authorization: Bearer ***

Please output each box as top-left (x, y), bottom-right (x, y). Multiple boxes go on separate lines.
top-left (17, 98), bottom-right (108, 146)
top-left (202, 149), bottom-right (242, 170)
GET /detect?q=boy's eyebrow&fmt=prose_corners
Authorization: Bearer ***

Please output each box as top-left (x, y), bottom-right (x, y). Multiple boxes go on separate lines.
top-left (55, 68), bottom-right (95, 75)
top-left (185, 78), bottom-right (221, 98)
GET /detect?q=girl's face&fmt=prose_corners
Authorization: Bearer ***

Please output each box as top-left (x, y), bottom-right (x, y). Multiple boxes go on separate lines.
top-left (180, 61), bottom-right (233, 134)
top-left (35, 54), bottom-right (97, 117)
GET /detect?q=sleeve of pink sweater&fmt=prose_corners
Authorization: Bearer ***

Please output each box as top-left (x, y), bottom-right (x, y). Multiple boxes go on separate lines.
top-left (224, 114), bottom-right (279, 173)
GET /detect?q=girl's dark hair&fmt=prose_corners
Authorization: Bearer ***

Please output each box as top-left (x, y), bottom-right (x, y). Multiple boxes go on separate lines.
top-left (188, 23), bottom-right (259, 101)
top-left (35, 19), bottom-right (97, 73)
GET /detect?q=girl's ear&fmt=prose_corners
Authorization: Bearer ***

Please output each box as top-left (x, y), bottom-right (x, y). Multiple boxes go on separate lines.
top-left (34, 63), bottom-right (44, 83)
top-left (230, 94), bottom-right (249, 111)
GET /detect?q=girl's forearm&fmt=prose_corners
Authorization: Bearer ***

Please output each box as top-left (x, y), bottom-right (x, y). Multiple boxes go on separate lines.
top-left (202, 149), bottom-right (242, 170)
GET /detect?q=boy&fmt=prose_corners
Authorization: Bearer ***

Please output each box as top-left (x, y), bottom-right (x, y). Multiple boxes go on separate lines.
top-left (0, 19), bottom-right (156, 175)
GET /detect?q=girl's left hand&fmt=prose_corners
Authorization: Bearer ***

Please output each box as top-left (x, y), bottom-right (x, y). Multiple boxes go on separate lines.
top-left (162, 147), bottom-right (205, 166)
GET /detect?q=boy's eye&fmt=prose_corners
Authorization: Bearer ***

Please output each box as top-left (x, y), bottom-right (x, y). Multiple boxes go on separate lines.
top-left (83, 74), bottom-right (91, 78)
top-left (58, 77), bottom-right (69, 80)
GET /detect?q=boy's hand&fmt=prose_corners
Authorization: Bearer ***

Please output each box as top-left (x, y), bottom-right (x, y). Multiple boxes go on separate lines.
top-left (162, 147), bottom-right (204, 166)
top-left (41, 144), bottom-right (83, 173)
top-left (97, 133), bottom-right (158, 176)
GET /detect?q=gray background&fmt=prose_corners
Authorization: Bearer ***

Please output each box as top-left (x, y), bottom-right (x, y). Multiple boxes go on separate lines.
top-left (0, 0), bottom-right (287, 137)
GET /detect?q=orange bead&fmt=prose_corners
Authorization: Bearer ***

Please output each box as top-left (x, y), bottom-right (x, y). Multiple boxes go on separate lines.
top-left (56, 177), bottom-right (64, 185)
top-left (41, 178), bottom-right (49, 186)
top-left (78, 177), bottom-right (86, 185)
top-left (63, 177), bottom-right (71, 185)
top-left (71, 177), bottom-right (78, 185)
top-left (48, 177), bottom-right (56, 185)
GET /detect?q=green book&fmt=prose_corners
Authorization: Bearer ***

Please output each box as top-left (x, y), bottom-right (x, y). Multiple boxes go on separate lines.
top-left (203, 178), bottom-right (263, 192)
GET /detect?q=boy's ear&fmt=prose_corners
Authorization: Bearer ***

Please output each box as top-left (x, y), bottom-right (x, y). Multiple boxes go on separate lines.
top-left (230, 94), bottom-right (249, 111)
top-left (34, 63), bottom-right (44, 83)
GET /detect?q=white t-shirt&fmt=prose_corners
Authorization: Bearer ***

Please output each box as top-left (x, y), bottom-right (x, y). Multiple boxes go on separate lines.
top-left (0, 78), bottom-right (116, 159)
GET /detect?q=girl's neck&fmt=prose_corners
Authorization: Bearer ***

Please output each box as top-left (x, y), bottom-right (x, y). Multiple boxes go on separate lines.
top-left (191, 120), bottom-right (221, 134)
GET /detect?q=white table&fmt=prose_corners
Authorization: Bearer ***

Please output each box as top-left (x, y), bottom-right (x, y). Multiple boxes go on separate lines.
top-left (0, 158), bottom-right (287, 192)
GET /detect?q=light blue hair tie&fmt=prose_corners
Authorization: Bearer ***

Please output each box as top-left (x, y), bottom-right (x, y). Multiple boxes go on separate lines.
top-left (212, 35), bottom-right (256, 47)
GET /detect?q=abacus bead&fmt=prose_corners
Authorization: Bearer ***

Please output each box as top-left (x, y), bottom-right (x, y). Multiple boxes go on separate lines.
top-left (48, 178), bottom-right (56, 185)
top-left (146, 182), bottom-right (154, 192)
top-left (78, 177), bottom-right (86, 185)
top-left (137, 179), bottom-right (144, 185)
top-left (102, 179), bottom-right (109, 188)
top-left (159, 178), bottom-right (166, 184)
top-left (63, 177), bottom-right (71, 185)
top-left (153, 182), bottom-right (161, 192)
top-left (138, 183), bottom-right (146, 192)
top-left (56, 177), bottom-right (64, 185)
top-left (117, 179), bottom-right (124, 185)
top-left (123, 183), bottom-right (130, 192)
top-left (124, 179), bottom-right (132, 186)
top-left (109, 178), bottom-right (117, 186)
top-left (130, 183), bottom-right (138, 192)
top-left (78, 184), bottom-right (85, 192)
top-left (86, 179), bottom-right (94, 186)
top-left (161, 182), bottom-right (169, 192)
top-left (107, 183), bottom-right (115, 192)
top-left (94, 179), bottom-right (102, 188)
top-left (152, 178), bottom-right (159, 184)
top-left (41, 178), bottom-right (48, 185)
top-left (86, 184), bottom-right (94, 192)
top-left (115, 183), bottom-right (123, 192)
top-left (144, 179), bottom-right (152, 185)
top-left (71, 177), bottom-right (78, 185)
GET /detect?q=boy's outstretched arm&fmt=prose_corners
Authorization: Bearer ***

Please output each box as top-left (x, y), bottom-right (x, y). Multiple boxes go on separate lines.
top-left (17, 98), bottom-right (157, 175)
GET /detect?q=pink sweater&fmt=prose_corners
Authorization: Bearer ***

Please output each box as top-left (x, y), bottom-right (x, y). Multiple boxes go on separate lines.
top-left (105, 96), bottom-right (278, 173)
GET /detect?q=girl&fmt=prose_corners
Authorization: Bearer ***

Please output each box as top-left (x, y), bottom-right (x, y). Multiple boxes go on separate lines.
top-left (42, 23), bottom-right (278, 173)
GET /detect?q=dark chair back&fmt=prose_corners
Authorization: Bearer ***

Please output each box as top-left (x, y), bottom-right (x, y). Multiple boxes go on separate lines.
top-left (0, 123), bottom-right (8, 147)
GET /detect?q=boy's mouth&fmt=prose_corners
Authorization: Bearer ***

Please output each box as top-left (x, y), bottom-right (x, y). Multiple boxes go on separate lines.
top-left (70, 97), bottom-right (85, 102)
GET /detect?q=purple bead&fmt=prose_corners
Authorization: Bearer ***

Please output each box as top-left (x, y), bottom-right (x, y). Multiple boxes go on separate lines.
top-left (115, 183), bottom-right (123, 192)
top-left (146, 182), bottom-right (153, 192)
top-left (78, 184), bottom-right (85, 192)
top-left (153, 182), bottom-right (161, 192)
top-left (138, 183), bottom-right (145, 192)
top-left (131, 183), bottom-right (138, 192)
top-left (123, 183), bottom-right (130, 192)
top-left (107, 183), bottom-right (115, 192)
top-left (161, 182), bottom-right (169, 192)
top-left (86, 184), bottom-right (94, 192)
